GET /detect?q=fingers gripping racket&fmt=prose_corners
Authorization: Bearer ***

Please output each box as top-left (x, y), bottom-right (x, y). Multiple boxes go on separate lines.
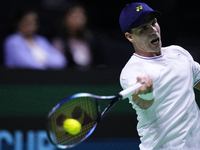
top-left (47, 83), bottom-right (142, 149)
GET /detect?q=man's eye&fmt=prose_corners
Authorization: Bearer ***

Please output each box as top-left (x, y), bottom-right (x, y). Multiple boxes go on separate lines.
top-left (141, 26), bottom-right (148, 31)
top-left (152, 19), bottom-right (157, 25)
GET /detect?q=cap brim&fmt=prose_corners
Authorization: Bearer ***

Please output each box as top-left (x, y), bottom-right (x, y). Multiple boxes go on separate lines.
top-left (131, 10), bottom-right (161, 29)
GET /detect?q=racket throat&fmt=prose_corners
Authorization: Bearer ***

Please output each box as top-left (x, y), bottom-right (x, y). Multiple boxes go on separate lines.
top-left (98, 98), bottom-right (119, 118)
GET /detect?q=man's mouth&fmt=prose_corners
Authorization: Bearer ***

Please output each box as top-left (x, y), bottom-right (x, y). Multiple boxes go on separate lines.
top-left (151, 38), bottom-right (159, 45)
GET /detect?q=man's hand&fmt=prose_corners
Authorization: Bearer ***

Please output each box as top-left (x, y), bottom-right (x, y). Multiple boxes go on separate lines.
top-left (132, 76), bottom-right (155, 109)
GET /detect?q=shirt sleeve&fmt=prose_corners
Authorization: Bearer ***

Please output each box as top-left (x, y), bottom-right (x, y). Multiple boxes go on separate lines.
top-left (193, 61), bottom-right (200, 86)
top-left (120, 63), bottom-right (145, 106)
top-left (120, 68), bottom-right (143, 89)
top-left (180, 46), bottom-right (200, 86)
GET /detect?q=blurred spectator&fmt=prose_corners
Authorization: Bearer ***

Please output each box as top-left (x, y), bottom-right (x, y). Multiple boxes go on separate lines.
top-left (52, 2), bottom-right (106, 70)
top-left (3, 7), bottom-right (67, 70)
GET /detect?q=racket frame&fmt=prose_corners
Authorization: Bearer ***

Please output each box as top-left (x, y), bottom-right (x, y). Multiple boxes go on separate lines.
top-left (46, 83), bottom-right (142, 148)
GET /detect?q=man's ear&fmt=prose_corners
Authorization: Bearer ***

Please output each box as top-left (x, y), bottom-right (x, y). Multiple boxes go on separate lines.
top-left (125, 32), bottom-right (134, 43)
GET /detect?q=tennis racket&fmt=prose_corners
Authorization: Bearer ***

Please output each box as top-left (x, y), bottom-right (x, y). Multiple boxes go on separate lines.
top-left (46, 83), bottom-right (142, 149)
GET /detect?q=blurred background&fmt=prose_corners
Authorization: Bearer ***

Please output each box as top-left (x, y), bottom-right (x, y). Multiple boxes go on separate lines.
top-left (0, 0), bottom-right (200, 149)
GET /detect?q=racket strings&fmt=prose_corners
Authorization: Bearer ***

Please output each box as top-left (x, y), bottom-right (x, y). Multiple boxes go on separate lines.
top-left (48, 96), bottom-right (98, 147)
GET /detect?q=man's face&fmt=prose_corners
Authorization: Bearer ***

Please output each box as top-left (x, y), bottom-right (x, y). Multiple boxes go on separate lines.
top-left (127, 13), bottom-right (162, 55)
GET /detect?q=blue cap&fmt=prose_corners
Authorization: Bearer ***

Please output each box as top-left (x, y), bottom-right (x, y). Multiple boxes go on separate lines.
top-left (119, 3), bottom-right (161, 34)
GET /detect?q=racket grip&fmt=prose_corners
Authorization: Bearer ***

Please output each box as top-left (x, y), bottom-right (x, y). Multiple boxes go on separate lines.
top-left (119, 83), bottom-right (142, 99)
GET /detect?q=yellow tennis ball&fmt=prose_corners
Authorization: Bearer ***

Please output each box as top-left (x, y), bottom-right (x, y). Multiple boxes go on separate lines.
top-left (63, 118), bottom-right (82, 135)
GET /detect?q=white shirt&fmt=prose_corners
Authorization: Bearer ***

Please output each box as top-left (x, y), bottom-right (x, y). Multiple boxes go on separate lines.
top-left (120, 45), bottom-right (200, 150)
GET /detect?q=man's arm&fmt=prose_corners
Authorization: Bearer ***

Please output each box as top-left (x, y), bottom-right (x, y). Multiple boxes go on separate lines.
top-left (194, 82), bottom-right (200, 90)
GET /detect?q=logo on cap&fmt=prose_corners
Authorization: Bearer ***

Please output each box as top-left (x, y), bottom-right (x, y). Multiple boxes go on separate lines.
top-left (136, 5), bottom-right (143, 12)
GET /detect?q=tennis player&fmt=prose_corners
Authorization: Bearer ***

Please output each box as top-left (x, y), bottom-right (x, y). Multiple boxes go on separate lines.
top-left (119, 2), bottom-right (200, 150)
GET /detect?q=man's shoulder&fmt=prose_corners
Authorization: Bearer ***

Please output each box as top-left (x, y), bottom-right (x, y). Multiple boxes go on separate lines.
top-left (162, 45), bottom-right (194, 62)
top-left (162, 45), bottom-right (190, 56)
top-left (120, 56), bottom-right (144, 78)
top-left (162, 45), bottom-right (185, 51)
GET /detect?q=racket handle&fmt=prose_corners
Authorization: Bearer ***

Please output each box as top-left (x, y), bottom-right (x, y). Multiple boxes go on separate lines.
top-left (119, 83), bottom-right (142, 99)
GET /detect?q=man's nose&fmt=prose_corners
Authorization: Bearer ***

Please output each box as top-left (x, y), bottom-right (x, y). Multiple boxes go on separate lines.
top-left (151, 25), bottom-right (158, 32)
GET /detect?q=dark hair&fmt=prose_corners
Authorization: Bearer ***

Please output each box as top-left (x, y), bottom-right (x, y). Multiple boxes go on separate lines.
top-left (9, 7), bottom-right (37, 30)
top-left (63, 2), bottom-right (86, 17)
top-left (59, 2), bottom-right (88, 39)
